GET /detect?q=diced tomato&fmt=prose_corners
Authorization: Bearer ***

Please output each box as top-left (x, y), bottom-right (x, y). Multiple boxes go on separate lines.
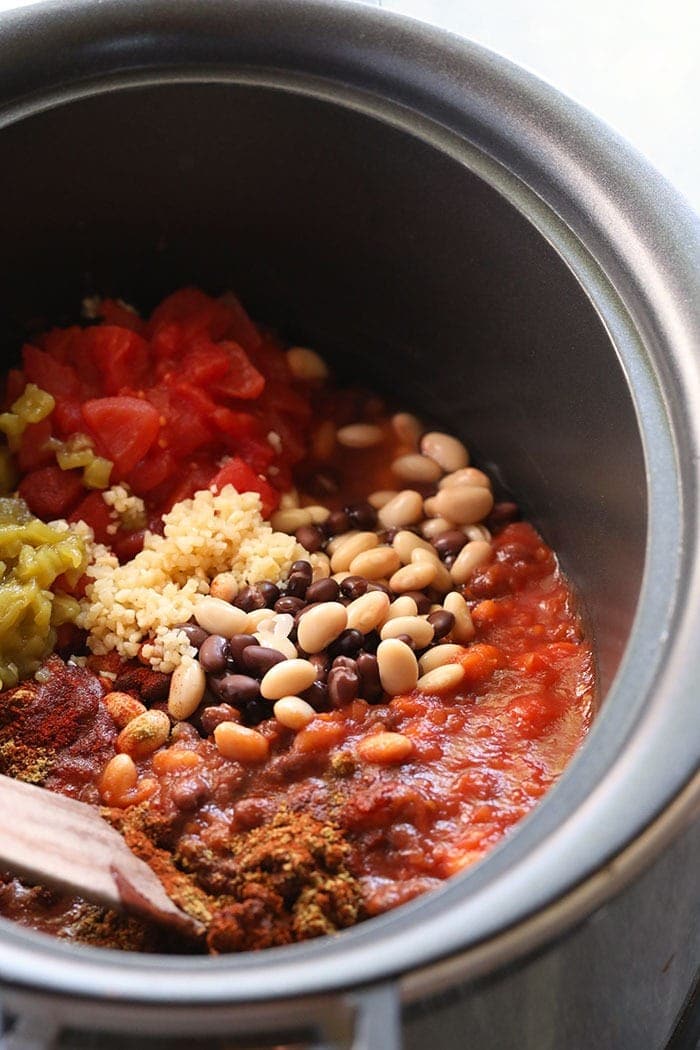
top-left (216, 292), bottom-right (262, 351)
top-left (236, 436), bottom-right (276, 474)
top-left (98, 299), bottom-right (146, 333)
top-left (153, 383), bottom-right (214, 458)
top-left (37, 326), bottom-right (84, 364)
top-left (68, 491), bottom-right (114, 545)
top-left (125, 447), bottom-right (175, 495)
top-left (150, 323), bottom-right (181, 361)
top-left (259, 380), bottom-right (312, 420)
top-left (249, 334), bottom-right (290, 381)
top-left (210, 457), bottom-right (279, 517)
top-left (52, 399), bottom-right (84, 438)
top-left (22, 344), bottom-right (81, 402)
top-left (82, 396), bottom-right (161, 475)
top-left (17, 417), bottom-right (55, 472)
top-left (19, 466), bottom-right (85, 519)
top-left (3, 368), bottom-right (27, 409)
top-left (111, 528), bottom-right (147, 562)
top-left (156, 460), bottom-right (217, 513)
top-left (209, 342), bottom-right (265, 400)
top-left (181, 342), bottom-right (232, 386)
top-left (211, 406), bottom-right (260, 441)
top-left (84, 326), bottom-right (150, 395)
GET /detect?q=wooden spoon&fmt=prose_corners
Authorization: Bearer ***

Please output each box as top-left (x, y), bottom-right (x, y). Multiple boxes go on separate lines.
top-left (0, 773), bottom-right (204, 939)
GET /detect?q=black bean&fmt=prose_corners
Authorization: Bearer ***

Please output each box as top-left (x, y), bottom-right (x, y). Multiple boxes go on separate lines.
top-left (173, 623), bottom-right (208, 649)
top-left (329, 629), bottom-right (364, 658)
top-left (346, 501), bottom-right (377, 530)
top-left (326, 509), bottom-right (351, 536)
top-left (307, 469), bottom-right (340, 499)
top-left (274, 595), bottom-right (306, 616)
top-left (210, 674), bottom-right (260, 706)
top-left (433, 529), bottom-right (468, 559)
top-left (327, 666), bottom-right (359, 708)
top-left (198, 634), bottom-right (230, 673)
top-left (444, 554), bottom-right (456, 570)
top-left (356, 652), bottom-right (383, 702)
top-left (332, 656), bottom-right (358, 673)
top-left (171, 777), bottom-right (209, 811)
top-left (308, 653), bottom-right (330, 681)
top-left (285, 572), bottom-right (309, 599)
top-left (306, 577), bottom-right (340, 604)
top-left (240, 645), bottom-right (287, 677)
top-left (403, 590), bottom-right (432, 615)
top-left (234, 585), bottom-right (267, 612)
top-left (428, 610), bottom-right (456, 640)
top-left (291, 559), bottom-right (313, 581)
top-left (200, 703), bottom-right (239, 734)
top-left (362, 630), bottom-right (381, 653)
top-left (227, 633), bottom-right (258, 667)
top-left (340, 575), bottom-right (367, 600)
top-left (245, 699), bottom-right (274, 726)
top-left (305, 680), bottom-right (330, 711)
top-left (258, 581), bottom-right (281, 607)
top-left (295, 524), bottom-right (324, 553)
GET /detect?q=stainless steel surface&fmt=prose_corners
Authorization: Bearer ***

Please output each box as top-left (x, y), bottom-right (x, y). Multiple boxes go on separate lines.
top-left (0, 1), bottom-right (698, 1047)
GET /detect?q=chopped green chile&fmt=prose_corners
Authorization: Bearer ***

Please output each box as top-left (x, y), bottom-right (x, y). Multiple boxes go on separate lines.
top-left (0, 496), bottom-right (88, 687)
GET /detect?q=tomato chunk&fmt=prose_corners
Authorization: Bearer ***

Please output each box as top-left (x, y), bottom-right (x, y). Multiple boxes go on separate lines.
top-left (85, 326), bottom-right (150, 395)
top-left (81, 396), bottom-right (161, 474)
top-left (210, 457), bottom-right (279, 517)
top-left (19, 466), bottom-right (85, 519)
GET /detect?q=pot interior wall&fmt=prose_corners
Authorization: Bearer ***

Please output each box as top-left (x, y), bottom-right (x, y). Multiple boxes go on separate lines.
top-left (0, 82), bottom-right (646, 695)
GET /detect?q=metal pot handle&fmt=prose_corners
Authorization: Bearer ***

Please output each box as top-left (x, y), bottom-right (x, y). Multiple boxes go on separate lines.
top-left (1, 981), bottom-right (401, 1050)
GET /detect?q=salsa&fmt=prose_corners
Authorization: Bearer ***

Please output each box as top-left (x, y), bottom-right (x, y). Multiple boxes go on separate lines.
top-left (0, 288), bottom-right (593, 952)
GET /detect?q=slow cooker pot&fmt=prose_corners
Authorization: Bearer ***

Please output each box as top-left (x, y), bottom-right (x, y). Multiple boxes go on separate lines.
top-left (0, 1), bottom-right (698, 1047)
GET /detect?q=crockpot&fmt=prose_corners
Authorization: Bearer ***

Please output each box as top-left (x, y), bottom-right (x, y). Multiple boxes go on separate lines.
top-left (0, 1), bottom-right (698, 1047)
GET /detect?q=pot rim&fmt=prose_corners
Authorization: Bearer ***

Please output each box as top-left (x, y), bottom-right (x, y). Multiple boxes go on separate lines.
top-left (0, 0), bottom-right (698, 1011)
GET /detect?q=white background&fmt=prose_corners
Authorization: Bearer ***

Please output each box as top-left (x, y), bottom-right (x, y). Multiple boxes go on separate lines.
top-left (1, 0), bottom-right (698, 212)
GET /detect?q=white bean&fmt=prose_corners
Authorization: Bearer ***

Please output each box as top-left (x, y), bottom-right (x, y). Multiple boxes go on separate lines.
top-left (411, 548), bottom-right (452, 594)
top-left (391, 453), bottom-right (442, 485)
top-left (194, 596), bottom-right (249, 638)
top-left (420, 432), bottom-right (469, 473)
top-left (419, 644), bottom-right (467, 674)
top-left (167, 657), bottom-right (206, 720)
top-left (260, 659), bottom-right (318, 700)
top-left (391, 412), bottom-right (423, 449)
top-left (377, 490), bottom-right (424, 529)
top-left (368, 489), bottom-right (399, 509)
top-left (336, 423), bottom-right (384, 449)
top-left (417, 663), bottom-right (466, 693)
top-left (392, 529), bottom-right (435, 565)
top-left (270, 508), bottom-right (313, 533)
top-left (380, 616), bottom-right (434, 648)
top-left (349, 545), bottom-right (401, 580)
top-left (209, 572), bottom-right (239, 603)
top-left (385, 595), bottom-right (419, 619)
top-left (273, 696), bottom-right (316, 730)
top-left (377, 639), bottom-right (418, 696)
top-left (346, 590), bottom-right (391, 634)
top-left (450, 540), bottom-right (493, 585)
top-left (424, 485), bottom-right (494, 525)
top-left (330, 531), bottom-right (379, 573)
top-left (389, 560), bottom-right (436, 593)
top-left (443, 591), bottom-right (475, 643)
top-left (421, 516), bottom-right (454, 539)
top-left (286, 346), bottom-right (329, 381)
top-left (296, 602), bottom-right (348, 653)
top-left (438, 467), bottom-right (491, 490)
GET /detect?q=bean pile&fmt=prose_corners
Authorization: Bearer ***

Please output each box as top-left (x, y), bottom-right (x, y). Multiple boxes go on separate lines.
top-left (136, 411), bottom-right (515, 768)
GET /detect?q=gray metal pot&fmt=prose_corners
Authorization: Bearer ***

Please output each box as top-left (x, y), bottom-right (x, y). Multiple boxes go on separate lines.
top-left (0, 2), bottom-right (698, 1048)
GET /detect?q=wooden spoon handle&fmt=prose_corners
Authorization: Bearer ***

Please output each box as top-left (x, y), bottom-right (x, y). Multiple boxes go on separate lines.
top-left (0, 773), bottom-right (204, 938)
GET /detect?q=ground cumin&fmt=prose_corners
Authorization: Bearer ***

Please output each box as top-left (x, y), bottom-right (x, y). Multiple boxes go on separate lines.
top-left (112, 804), bottom-right (364, 953)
